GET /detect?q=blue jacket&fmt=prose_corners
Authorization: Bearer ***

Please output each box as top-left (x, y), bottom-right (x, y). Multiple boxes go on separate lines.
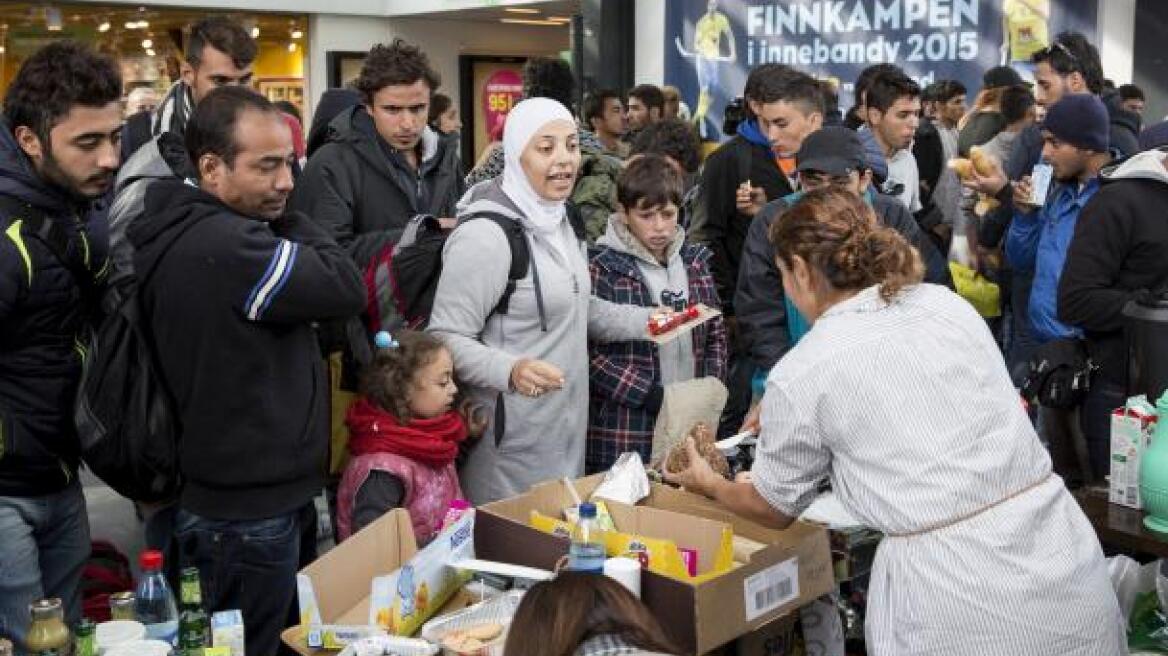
top-left (1005, 177), bottom-right (1100, 343)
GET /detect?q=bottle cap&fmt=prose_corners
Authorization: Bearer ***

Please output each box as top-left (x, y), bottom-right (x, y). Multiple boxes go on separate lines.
top-left (579, 502), bottom-right (597, 518)
top-left (139, 549), bottom-right (163, 571)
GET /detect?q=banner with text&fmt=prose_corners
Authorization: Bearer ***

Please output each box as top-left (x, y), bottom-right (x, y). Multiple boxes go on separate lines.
top-left (666, 0), bottom-right (1098, 140)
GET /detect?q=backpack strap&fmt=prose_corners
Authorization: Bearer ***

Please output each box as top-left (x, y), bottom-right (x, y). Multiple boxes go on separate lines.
top-left (460, 210), bottom-right (553, 332)
top-left (0, 194), bottom-right (94, 299)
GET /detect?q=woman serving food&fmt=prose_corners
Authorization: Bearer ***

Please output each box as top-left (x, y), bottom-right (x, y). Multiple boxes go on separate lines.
top-left (666, 188), bottom-right (1124, 655)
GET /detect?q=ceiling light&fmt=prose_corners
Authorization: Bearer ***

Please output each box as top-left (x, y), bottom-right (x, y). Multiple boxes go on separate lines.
top-left (504, 7), bottom-right (540, 14)
top-left (125, 21), bottom-right (137, 29)
top-left (251, 26), bottom-right (260, 38)
top-left (546, 16), bottom-right (572, 23)
top-left (45, 7), bottom-right (63, 31)
top-left (138, 21), bottom-right (149, 29)
top-left (500, 18), bottom-right (561, 26)
top-left (141, 39), bottom-right (152, 48)
top-left (287, 42), bottom-right (297, 52)
top-left (291, 29), bottom-right (303, 39)
top-left (0, 46), bottom-right (6, 55)
top-left (98, 21), bottom-right (110, 32)
top-left (145, 48), bottom-right (155, 57)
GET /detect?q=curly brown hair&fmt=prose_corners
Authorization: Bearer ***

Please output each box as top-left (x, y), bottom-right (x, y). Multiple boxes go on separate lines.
top-left (355, 39), bottom-right (440, 105)
top-left (768, 188), bottom-right (923, 303)
top-left (361, 330), bottom-right (449, 423)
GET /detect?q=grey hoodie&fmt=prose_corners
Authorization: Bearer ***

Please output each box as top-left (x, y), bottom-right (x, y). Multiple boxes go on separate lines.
top-left (427, 179), bottom-right (653, 503)
top-left (595, 215), bottom-right (695, 385)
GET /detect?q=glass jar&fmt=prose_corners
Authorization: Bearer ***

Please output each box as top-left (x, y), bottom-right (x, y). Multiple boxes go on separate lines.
top-left (109, 592), bottom-right (136, 621)
top-left (26, 598), bottom-right (70, 655)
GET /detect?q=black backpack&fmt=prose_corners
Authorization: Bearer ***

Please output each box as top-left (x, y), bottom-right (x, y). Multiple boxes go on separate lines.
top-left (365, 205), bottom-right (586, 333)
top-left (73, 217), bottom-right (204, 503)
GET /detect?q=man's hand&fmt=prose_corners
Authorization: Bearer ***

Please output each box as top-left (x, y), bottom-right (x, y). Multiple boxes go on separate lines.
top-left (663, 436), bottom-right (722, 497)
top-left (437, 217), bottom-right (458, 231)
top-left (736, 181), bottom-right (766, 217)
top-left (1013, 175), bottom-right (1037, 213)
top-left (962, 158), bottom-right (1008, 196)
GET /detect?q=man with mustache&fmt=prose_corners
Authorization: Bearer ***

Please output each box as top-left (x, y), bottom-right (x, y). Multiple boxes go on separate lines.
top-left (0, 41), bottom-right (122, 653)
top-left (127, 86), bottom-right (365, 656)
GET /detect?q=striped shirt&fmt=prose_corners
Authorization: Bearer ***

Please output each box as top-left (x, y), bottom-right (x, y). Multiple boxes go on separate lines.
top-left (752, 284), bottom-right (1125, 656)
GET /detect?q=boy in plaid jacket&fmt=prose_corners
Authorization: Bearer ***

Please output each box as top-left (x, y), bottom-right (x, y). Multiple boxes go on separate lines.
top-left (587, 155), bottom-right (728, 473)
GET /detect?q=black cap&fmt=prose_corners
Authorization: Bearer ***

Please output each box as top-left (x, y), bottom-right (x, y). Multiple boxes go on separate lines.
top-left (795, 127), bottom-right (866, 176)
top-left (982, 66), bottom-right (1027, 90)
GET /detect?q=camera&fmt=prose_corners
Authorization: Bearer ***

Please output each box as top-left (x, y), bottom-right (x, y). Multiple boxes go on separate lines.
top-left (722, 97), bottom-right (744, 136)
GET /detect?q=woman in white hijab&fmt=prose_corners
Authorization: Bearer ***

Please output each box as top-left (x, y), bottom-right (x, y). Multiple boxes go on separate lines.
top-left (428, 98), bottom-right (656, 504)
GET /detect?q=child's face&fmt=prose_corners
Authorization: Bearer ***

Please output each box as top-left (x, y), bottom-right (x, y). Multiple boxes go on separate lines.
top-left (408, 348), bottom-right (457, 420)
top-left (621, 200), bottom-right (679, 262)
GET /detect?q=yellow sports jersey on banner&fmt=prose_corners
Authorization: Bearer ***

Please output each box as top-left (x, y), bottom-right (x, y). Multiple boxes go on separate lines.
top-left (1004, 0), bottom-right (1050, 62)
top-left (695, 12), bottom-right (730, 58)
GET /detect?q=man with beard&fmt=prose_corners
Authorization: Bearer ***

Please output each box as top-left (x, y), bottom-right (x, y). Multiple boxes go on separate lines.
top-left (0, 41), bottom-right (122, 652)
top-left (1005, 94), bottom-right (1111, 487)
top-left (128, 86), bottom-right (365, 656)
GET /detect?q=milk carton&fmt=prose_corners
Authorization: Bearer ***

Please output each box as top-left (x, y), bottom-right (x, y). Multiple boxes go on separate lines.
top-left (1110, 395), bottom-right (1158, 509)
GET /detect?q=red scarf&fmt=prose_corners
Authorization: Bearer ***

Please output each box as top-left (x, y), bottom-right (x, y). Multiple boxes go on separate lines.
top-left (346, 398), bottom-right (468, 468)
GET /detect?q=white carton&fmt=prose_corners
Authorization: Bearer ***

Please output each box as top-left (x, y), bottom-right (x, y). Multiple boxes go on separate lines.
top-left (1110, 395), bottom-right (1158, 509)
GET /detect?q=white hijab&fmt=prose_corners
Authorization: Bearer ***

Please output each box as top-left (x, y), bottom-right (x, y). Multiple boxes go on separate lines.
top-left (500, 98), bottom-right (577, 235)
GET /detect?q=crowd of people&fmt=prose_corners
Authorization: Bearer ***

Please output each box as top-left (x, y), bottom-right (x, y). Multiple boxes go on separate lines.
top-left (1, 14), bottom-right (1166, 656)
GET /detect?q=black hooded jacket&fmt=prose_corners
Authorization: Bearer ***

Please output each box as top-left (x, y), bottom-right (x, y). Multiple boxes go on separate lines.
top-left (128, 178), bottom-right (365, 519)
top-left (0, 122), bottom-right (110, 495)
top-left (290, 104), bottom-right (466, 270)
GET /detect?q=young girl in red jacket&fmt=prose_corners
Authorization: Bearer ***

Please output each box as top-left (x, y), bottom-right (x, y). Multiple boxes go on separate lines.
top-left (336, 330), bottom-right (483, 544)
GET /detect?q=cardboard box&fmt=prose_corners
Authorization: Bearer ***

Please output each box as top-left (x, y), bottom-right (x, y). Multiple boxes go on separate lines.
top-left (734, 611), bottom-right (801, 656)
top-left (282, 509), bottom-right (474, 655)
top-left (475, 475), bottom-right (834, 655)
top-left (1110, 397), bottom-right (1158, 509)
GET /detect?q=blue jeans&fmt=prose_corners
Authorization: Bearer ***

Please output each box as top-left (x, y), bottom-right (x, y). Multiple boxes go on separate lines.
top-left (176, 508), bottom-right (302, 656)
top-left (0, 481), bottom-right (90, 656)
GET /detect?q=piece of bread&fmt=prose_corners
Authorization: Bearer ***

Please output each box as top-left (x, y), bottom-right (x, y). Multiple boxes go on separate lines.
top-left (665, 423), bottom-right (730, 478)
top-left (969, 146), bottom-right (997, 177)
top-left (947, 158), bottom-right (974, 180)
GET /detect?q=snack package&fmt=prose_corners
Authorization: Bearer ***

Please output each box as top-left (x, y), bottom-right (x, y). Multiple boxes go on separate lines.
top-left (369, 510), bottom-right (476, 637)
top-left (1110, 395), bottom-right (1158, 509)
top-left (1029, 162), bottom-right (1054, 206)
top-left (211, 610), bottom-right (244, 656)
top-left (420, 590), bottom-right (525, 656)
top-left (592, 452), bottom-right (651, 506)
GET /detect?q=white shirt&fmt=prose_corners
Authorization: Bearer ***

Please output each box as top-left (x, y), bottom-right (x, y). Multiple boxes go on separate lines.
top-left (886, 147), bottom-right (922, 213)
top-left (751, 284), bottom-right (1124, 656)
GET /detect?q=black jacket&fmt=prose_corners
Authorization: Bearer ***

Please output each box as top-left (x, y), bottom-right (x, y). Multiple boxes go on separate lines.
top-left (290, 105), bottom-right (466, 270)
top-left (692, 136), bottom-right (794, 314)
top-left (128, 178), bottom-right (365, 520)
top-left (736, 189), bottom-right (953, 372)
top-left (0, 124), bottom-right (109, 496)
top-left (1058, 151), bottom-right (1168, 386)
top-left (1103, 88), bottom-right (1141, 160)
top-left (913, 119), bottom-right (944, 206)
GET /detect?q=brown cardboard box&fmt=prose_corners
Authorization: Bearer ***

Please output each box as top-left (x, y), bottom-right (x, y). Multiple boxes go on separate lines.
top-left (281, 509), bottom-right (473, 655)
top-left (475, 475), bottom-right (834, 655)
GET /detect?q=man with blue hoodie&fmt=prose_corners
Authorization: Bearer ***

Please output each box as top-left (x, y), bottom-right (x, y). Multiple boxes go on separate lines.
top-left (1006, 94), bottom-right (1111, 487)
top-left (0, 41), bottom-right (122, 652)
top-left (691, 64), bottom-right (821, 434)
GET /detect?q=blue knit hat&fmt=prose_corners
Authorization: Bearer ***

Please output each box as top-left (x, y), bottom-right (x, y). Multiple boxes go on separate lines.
top-left (1041, 94), bottom-right (1110, 153)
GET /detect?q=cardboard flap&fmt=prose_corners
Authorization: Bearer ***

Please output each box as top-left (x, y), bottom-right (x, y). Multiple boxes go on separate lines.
top-left (302, 509), bottom-right (417, 621)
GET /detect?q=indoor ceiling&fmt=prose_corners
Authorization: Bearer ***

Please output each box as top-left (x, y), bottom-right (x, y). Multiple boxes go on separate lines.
top-left (0, 3), bottom-right (307, 58)
top-left (423, 0), bottom-right (579, 25)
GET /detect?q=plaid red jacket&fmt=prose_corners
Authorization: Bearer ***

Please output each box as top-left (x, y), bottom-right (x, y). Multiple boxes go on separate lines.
top-left (586, 242), bottom-right (728, 474)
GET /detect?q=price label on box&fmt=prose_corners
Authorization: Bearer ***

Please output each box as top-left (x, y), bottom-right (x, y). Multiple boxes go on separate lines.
top-left (743, 558), bottom-right (799, 622)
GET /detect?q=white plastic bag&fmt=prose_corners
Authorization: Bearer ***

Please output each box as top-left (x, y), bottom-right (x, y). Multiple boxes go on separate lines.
top-left (592, 452), bottom-right (651, 505)
top-left (1109, 554), bottom-right (1159, 623)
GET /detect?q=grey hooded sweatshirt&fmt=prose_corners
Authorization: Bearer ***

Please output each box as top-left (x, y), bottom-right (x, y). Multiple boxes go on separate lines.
top-left (428, 179), bottom-right (653, 503)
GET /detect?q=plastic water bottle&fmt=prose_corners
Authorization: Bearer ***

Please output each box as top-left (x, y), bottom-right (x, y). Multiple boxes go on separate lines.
top-left (135, 549), bottom-right (178, 644)
top-left (567, 502), bottom-right (606, 573)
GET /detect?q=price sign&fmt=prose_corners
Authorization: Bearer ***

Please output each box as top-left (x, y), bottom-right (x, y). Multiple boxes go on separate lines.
top-left (481, 69), bottom-right (523, 141)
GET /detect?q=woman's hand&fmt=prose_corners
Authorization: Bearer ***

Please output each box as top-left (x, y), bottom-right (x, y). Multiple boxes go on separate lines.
top-left (738, 402), bottom-right (762, 435)
top-left (663, 436), bottom-right (722, 498)
top-left (510, 359), bottom-right (565, 398)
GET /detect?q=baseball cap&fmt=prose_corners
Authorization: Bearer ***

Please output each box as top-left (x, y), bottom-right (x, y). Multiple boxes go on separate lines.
top-left (983, 65), bottom-right (1028, 90)
top-left (795, 127), bottom-right (866, 176)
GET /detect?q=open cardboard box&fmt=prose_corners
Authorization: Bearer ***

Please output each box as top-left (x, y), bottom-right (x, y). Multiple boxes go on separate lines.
top-left (475, 475), bottom-right (834, 655)
top-left (281, 509), bottom-right (474, 655)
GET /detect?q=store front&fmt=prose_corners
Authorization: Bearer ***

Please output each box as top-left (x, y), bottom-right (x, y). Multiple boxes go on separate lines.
top-left (0, 3), bottom-right (307, 117)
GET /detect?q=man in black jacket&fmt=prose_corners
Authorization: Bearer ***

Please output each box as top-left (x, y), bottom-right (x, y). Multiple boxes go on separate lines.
top-left (692, 65), bottom-right (822, 434)
top-left (737, 127), bottom-right (952, 374)
top-left (129, 87), bottom-right (365, 656)
top-left (1059, 147), bottom-right (1168, 475)
top-left (290, 39), bottom-right (464, 270)
top-left (0, 41), bottom-right (122, 651)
